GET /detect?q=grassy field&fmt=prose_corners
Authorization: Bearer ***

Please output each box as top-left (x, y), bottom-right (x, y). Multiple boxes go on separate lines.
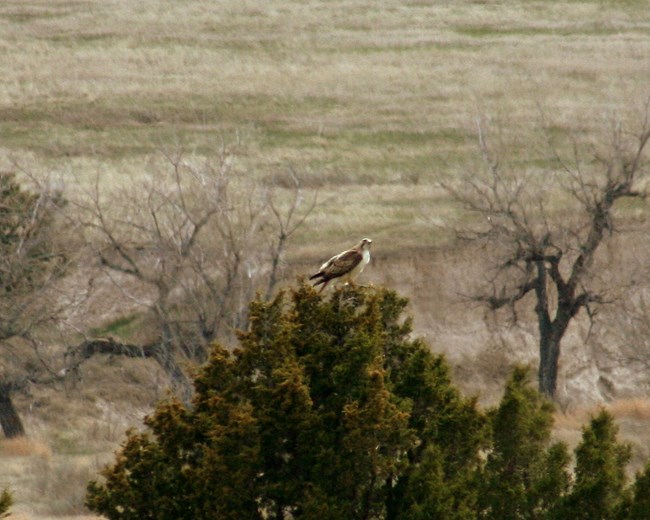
top-left (2, 0), bottom-right (650, 517)
top-left (3, 0), bottom-right (649, 252)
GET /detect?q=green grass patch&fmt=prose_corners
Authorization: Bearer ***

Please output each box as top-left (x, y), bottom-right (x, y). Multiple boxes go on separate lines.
top-left (44, 32), bottom-right (119, 46)
top-left (0, 93), bottom-right (343, 158)
top-left (344, 128), bottom-right (470, 147)
top-left (0, 9), bottom-right (64, 23)
top-left (255, 123), bottom-right (475, 186)
top-left (90, 314), bottom-right (141, 339)
top-left (259, 124), bottom-right (321, 148)
top-left (455, 23), bottom-right (642, 39)
top-left (0, 94), bottom-right (262, 158)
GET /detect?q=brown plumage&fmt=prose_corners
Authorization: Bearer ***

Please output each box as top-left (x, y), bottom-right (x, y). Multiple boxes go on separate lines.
top-left (309, 238), bottom-right (372, 293)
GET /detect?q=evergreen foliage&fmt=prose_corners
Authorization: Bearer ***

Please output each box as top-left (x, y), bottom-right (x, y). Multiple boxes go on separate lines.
top-left (479, 367), bottom-right (570, 519)
top-left (552, 410), bottom-right (631, 520)
top-left (87, 284), bottom-right (486, 519)
top-left (626, 462), bottom-right (650, 519)
top-left (86, 285), bottom-right (650, 519)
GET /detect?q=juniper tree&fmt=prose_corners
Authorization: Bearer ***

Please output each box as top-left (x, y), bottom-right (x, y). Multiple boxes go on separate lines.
top-left (551, 410), bottom-right (631, 520)
top-left (479, 367), bottom-right (570, 519)
top-left (86, 284), bottom-right (486, 519)
top-left (625, 462), bottom-right (650, 520)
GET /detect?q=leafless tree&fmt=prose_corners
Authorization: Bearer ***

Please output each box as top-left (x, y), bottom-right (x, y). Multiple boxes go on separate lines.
top-left (0, 171), bottom-right (78, 437)
top-left (74, 146), bottom-right (317, 398)
top-left (444, 103), bottom-right (650, 398)
top-left (592, 282), bottom-right (650, 395)
top-left (265, 168), bottom-right (317, 300)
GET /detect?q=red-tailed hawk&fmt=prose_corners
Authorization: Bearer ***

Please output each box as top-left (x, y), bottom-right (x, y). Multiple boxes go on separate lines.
top-left (309, 238), bottom-right (372, 293)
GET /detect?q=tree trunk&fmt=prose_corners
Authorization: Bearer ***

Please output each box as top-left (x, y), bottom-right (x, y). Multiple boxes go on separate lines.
top-left (385, 474), bottom-right (405, 520)
top-left (0, 386), bottom-right (25, 438)
top-left (538, 310), bottom-right (573, 399)
top-left (538, 334), bottom-right (561, 398)
top-left (151, 345), bottom-right (193, 403)
top-left (534, 261), bottom-right (560, 399)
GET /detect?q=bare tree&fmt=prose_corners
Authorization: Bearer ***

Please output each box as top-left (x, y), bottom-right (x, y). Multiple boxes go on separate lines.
top-left (592, 282), bottom-right (650, 396)
top-left (0, 171), bottom-right (75, 437)
top-left (265, 168), bottom-right (317, 301)
top-left (445, 104), bottom-right (650, 398)
top-left (75, 146), bottom-right (317, 397)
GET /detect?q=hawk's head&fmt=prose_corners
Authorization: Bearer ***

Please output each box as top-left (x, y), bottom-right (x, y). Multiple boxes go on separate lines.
top-left (359, 238), bottom-right (373, 250)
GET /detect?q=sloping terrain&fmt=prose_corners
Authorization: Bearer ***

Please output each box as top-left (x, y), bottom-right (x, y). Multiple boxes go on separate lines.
top-left (1, 0), bottom-right (650, 517)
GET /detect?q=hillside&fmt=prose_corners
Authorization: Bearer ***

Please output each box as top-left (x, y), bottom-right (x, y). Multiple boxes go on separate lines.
top-left (1, 0), bottom-right (650, 517)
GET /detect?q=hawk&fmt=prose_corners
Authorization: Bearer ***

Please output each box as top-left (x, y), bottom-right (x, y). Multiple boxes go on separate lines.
top-left (309, 238), bottom-right (372, 293)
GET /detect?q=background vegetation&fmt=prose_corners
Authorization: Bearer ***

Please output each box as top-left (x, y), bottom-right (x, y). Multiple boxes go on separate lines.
top-left (85, 286), bottom-right (650, 520)
top-left (1, 0), bottom-right (650, 517)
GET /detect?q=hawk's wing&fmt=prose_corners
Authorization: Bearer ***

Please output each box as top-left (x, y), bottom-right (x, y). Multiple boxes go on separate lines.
top-left (319, 249), bottom-right (362, 279)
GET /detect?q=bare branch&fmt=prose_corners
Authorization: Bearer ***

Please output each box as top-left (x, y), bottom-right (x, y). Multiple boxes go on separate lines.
top-left (265, 169), bottom-right (319, 300)
top-left (74, 144), bottom-right (318, 395)
top-left (476, 276), bottom-right (537, 310)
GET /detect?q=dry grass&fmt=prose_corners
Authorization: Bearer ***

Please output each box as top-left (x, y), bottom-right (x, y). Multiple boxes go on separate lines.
top-left (3, 1), bottom-right (649, 183)
top-left (0, 361), bottom-right (156, 518)
top-left (2, 0), bottom-right (650, 517)
top-left (2, 0), bottom-right (649, 258)
top-left (0, 438), bottom-right (51, 459)
top-left (552, 398), bottom-right (650, 475)
top-left (608, 398), bottom-right (650, 421)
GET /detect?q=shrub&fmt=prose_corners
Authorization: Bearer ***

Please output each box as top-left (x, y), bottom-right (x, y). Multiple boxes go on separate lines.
top-left (552, 410), bottom-right (631, 520)
top-left (86, 284), bottom-right (650, 519)
top-left (86, 284), bottom-right (486, 519)
top-left (479, 367), bottom-right (570, 519)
